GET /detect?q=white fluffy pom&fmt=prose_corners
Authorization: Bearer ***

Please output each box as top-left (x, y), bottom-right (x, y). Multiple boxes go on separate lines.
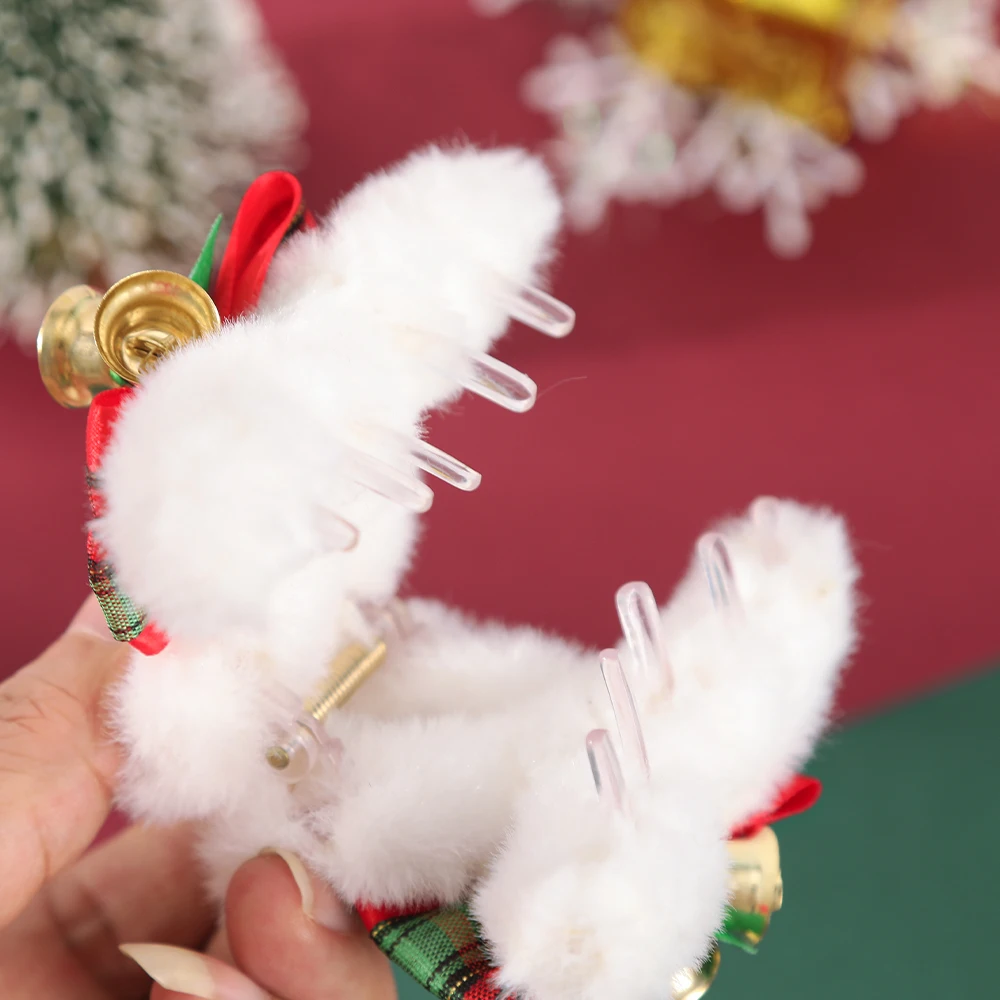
top-left (651, 499), bottom-right (859, 828)
top-left (112, 641), bottom-right (277, 822)
top-left (300, 599), bottom-right (595, 905)
top-left (94, 309), bottom-right (418, 644)
top-left (474, 761), bottom-right (729, 1000)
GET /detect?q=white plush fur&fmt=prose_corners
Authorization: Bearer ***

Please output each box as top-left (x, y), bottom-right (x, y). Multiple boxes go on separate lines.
top-left (650, 500), bottom-right (858, 828)
top-left (94, 144), bottom-right (561, 651)
top-left (263, 145), bottom-right (561, 413)
top-left (459, 499), bottom-right (857, 1000)
top-left (113, 498), bottom-right (858, 1000)
top-left (112, 639), bottom-right (277, 822)
top-left (102, 146), bottom-right (860, 1000)
top-left (473, 762), bottom-right (730, 1000)
top-left (261, 145), bottom-right (562, 379)
top-left (307, 607), bottom-right (595, 906)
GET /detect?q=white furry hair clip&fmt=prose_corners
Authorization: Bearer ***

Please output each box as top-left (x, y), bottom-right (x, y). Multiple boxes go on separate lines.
top-left (37, 144), bottom-right (860, 1000)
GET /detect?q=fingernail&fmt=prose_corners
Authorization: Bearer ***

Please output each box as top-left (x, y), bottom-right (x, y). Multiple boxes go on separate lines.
top-left (67, 595), bottom-right (112, 640)
top-left (260, 848), bottom-right (355, 932)
top-left (119, 944), bottom-right (269, 1000)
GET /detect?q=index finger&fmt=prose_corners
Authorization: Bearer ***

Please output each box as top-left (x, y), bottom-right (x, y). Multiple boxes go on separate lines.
top-left (0, 596), bottom-right (129, 927)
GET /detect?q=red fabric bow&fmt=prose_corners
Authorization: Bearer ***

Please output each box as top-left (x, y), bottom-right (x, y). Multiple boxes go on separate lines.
top-left (213, 171), bottom-right (315, 321)
top-left (84, 172), bottom-right (315, 653)
top-left (729, 773), bottom-right (823, 840)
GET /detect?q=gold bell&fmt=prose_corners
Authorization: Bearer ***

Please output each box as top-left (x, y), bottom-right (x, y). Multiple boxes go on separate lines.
top-left (37, 270), bottom-right (221, 407)
top-left (670, 827), bottom-right (782, 998)
top-left (37, 285), bottom-right (113, 408)
top-left (671, 945), bottom-right (721, 1000)
top-left (93, 270), bottom-right (220, 385)
top-left (726, 825), bottom-right (783, 918)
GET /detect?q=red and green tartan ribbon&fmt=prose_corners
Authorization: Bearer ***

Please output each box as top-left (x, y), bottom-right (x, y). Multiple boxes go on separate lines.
top-left (84, 388), bottom-right (168, 653)
top-left (356, 775), bottom-right (821, 1000)
top-left (366, 903), bottom-right (500, 1000)
top-left (85, 478), bottom-right (145, 642)
top-left (83, 173), bottom-right (315, 653)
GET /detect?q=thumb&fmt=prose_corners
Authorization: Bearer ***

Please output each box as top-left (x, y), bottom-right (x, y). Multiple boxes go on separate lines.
top-left (0, 595), bottom-right (130, 927)
top-left (225, 851), bottom-right (395, 1000)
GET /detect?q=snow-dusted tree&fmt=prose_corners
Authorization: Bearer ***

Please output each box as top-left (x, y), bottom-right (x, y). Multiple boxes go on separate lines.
top-left (0, 0), bottom-right (305, 345)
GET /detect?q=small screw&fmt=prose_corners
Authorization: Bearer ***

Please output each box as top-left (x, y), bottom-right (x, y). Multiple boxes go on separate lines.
top-left (265, 638), bottom-right (388, 772)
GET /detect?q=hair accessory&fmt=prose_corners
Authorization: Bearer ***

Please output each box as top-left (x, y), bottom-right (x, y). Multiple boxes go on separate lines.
top-left (34, 146), bottom-right (855, 1000)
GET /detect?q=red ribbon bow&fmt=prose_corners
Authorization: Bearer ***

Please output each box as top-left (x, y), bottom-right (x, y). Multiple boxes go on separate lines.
top-left (728, 773), bottom-right (822, 840)
top-left (85, 172), bottom-right (315, 654)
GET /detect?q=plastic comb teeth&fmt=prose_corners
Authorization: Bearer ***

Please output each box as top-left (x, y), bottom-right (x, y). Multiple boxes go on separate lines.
top-left (502, 281), bottom-right (576, 338)
top-left (697, 532), bottom-right (742, 615)
top-left (332, 281), bottom-right (574, 520)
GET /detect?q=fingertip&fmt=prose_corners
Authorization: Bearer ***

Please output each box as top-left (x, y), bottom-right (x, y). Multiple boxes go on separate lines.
top-left (257, 849), bottom-right (357, 933)
top-left (226, 854), bottom-right (314, 949)
top-left (226, 854), bottom-right (394, 1000)
top-left (122, 942), bottom-right (269, 1000)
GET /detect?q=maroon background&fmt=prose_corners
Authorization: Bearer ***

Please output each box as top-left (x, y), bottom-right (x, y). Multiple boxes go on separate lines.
top-left (2, 0), bottom-right (999, 719)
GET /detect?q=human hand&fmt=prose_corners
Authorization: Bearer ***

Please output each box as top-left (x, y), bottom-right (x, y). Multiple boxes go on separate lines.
top-left (0, 597), bottom-right (397, 1000)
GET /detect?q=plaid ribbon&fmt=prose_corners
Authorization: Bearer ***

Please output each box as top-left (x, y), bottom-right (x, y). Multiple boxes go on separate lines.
top-left (85, 470), bottom-right (145, 641)
top-left (367, 903), bottom-right (500, 1000)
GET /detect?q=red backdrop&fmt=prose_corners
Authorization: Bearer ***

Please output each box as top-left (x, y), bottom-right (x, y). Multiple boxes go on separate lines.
top-left (2, 0), bottom-right (999, 719)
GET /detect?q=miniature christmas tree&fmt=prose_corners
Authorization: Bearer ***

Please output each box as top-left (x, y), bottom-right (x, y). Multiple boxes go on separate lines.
top-left (0, 0), bottom-right (304, 345)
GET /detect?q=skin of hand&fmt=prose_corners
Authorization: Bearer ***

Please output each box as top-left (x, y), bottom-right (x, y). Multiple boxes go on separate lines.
top-left (0, 596), bottom-right (397, 1000)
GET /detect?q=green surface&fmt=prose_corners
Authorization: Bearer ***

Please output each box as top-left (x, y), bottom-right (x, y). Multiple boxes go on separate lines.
top-left (394, 667), bottom-right (1000, 999)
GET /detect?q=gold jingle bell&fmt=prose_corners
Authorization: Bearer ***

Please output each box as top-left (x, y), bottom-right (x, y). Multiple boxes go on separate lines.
top-left (671, 945), bottom-right (721, 1000)
top-left (727, 825), bottom-right (783, 919)
top-left (672, 825), bottom-right (784, 998)
top-left (94, 270), bottom-right (220, 385)
top-left (37, 270), bottom-right (220, 407)
top-left (37, 285), bottom-right (113, 409)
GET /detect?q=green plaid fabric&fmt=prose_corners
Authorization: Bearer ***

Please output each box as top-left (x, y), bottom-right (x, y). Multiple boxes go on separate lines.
top-left (85, 471), bottom-right (147, 641)
top-left (368, 900), bottom-right (766, 1000)
top-left (370, 903), bottom-right (499, 1000)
